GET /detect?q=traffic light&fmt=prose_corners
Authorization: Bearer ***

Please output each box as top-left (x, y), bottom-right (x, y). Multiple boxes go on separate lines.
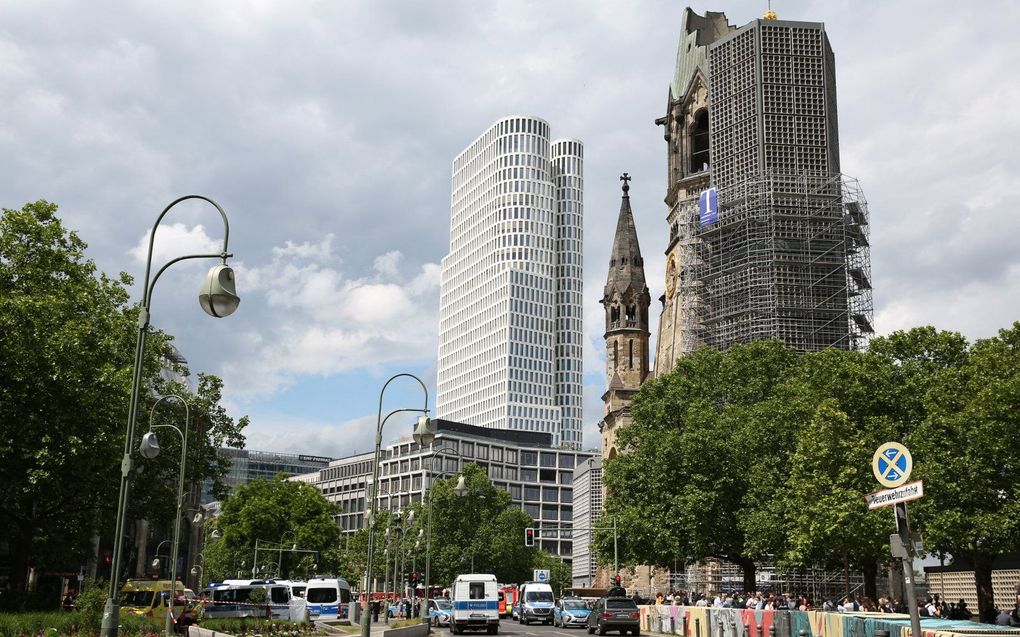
top-left (524, 527), bottom-right (535, 547)
top-left (614, 575), bottom-right (622, 586)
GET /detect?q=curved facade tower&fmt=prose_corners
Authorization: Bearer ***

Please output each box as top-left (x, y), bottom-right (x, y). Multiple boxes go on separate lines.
top-left (437, 116), bottom-right (584, 449)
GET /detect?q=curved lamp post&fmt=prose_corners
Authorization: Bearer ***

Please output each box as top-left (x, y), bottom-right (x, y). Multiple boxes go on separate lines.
top-left (360, 374), bottom-right (429, 637)
top-left (139, 393), bottom-right (190, 636)
top-left (101, 196), bottom-right (239, 637)
top-left (279, 530), bottom-right (296, 579)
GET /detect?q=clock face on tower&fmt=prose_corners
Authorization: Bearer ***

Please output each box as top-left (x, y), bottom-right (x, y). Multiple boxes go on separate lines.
top-left (665, 255), bottom-right (677, 297)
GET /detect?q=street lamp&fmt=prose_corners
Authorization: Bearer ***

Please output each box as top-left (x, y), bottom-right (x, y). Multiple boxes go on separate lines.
top-left (101, 195), bottom-right (239, 637)
top-left (360, 373), bottom-right (429, 637)
top-left (138, 393), bottom-right (190, 636)
top-left (279, 530), bottom-right (296, 579)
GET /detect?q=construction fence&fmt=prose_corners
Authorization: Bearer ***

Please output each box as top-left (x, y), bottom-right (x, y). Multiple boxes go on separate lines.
top-left (637, 605), bottom-right (1019, 637)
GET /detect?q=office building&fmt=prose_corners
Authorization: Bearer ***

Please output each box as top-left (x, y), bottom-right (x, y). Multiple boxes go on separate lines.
top-left (294, 419), bottom-right (595, 558)
top-left (202, 448), bottom-right (333, 503)
top-left (437, 116), bottom-right (584, 449)
top-left (571, 457), bottom-right (603, 587)
top-left (654, 8), bottom-right (873, 373)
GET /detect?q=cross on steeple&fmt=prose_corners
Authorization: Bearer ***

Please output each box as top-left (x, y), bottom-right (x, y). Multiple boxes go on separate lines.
top-left (620, 173), bottom-right (631, 194)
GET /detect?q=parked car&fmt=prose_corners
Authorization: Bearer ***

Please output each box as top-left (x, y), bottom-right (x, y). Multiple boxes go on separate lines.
top-left (429, 598), bottom-right (453, 626)
top-left (554, 597), bottom-right (591, 628)
top-left (586, 596), bottom-right (640, 636)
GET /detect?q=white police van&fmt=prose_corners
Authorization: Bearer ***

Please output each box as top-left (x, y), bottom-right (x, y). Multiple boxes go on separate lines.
top-left (304, 577), bottom-right (352, 621)
top-left (451, 573), bottom-right (499, 634)
top-left (517, 581), bottom-right (554, 625)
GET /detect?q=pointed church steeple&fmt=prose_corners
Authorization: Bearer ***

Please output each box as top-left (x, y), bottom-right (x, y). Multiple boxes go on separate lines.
top-left (604, 173), bottom-right (648, 301)
top-left (599, 174), bottom-right (651, 458)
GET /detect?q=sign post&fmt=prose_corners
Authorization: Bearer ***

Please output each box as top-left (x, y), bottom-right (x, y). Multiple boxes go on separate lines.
top-left (871, 443), bottom-right (922, 637)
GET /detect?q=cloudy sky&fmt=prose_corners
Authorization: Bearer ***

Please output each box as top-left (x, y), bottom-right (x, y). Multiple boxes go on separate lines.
top-left (3, 1), bottom-right (1018, 459)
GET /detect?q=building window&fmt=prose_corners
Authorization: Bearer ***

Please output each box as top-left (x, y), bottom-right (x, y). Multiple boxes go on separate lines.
top-left (558, 454), bottom-right (575, 469)
top-left (521, 468), bottom-right (537, 482)
top-left (540, 453), bottom-right (556, 467)
top-left (524, 486), bottom-right (541, 501)
top-left (690, 109), bottom-right (710, 173)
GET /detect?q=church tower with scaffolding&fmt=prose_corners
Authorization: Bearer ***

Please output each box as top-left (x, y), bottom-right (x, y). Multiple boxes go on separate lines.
top-left (654, 7), bottom-right (873, 376)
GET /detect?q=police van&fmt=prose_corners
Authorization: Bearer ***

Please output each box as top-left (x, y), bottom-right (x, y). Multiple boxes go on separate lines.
top-left (451, 573), bottom-right (499, 634)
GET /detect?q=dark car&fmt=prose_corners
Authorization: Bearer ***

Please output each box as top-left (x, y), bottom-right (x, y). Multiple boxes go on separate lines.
top-left (586, 597), bottom-right (640, 636)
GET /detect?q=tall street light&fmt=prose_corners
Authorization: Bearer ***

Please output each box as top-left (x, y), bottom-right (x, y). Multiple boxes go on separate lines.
top-left (101, 195), bottom-right (239, 637)
top-left (139, 393), bottom-right (190, 636)
top-left (360, 373), bottom-right (429, 637)
top-left (279, 530), bottom-right (296, 579)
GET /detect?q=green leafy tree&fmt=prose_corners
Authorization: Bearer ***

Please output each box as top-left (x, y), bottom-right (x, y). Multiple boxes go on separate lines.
top-left (426, 463), bottom-right (535, 585)
top-left (887, 325), bottom-right (1020, 621)
top-left (597, 341), bottom-right (799, 591)
top-left (210, 476), bottom-right (341, 581)
top-left (0, 201), bottom-right (245, 598)
top-left (532, 551), bottom-right (571, 596)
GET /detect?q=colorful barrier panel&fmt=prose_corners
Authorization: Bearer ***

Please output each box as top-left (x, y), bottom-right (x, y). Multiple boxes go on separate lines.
top-left (634, 606), bottom-right (1020, 637)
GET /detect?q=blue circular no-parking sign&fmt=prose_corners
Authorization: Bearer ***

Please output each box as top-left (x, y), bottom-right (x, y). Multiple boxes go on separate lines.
top-left (872, 442), bottom-right (912, 488)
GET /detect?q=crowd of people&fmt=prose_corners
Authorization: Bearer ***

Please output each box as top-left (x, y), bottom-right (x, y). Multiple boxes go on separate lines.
top-left (640, 588), bottom-right (1020, 627)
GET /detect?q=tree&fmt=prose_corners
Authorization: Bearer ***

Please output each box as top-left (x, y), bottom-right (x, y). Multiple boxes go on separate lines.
top-left (884, 325), bottom-right (1020, 622)
top-left (209, 476), bottom-right (341, 581)
top-left (597, 341), bottom-right (799, 591)
top-left (426, 463), bottom-right (535, 585)
top-left (0, 201), bottom-right (247, 600)
top-left (532, 551), bottom-right (571, 596)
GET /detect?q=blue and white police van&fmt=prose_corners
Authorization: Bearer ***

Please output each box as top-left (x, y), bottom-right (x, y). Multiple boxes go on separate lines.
top-left (450, 573), bottom-right (499, 634)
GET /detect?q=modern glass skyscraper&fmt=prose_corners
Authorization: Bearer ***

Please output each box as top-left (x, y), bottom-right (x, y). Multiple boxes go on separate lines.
top-left (437, 115), bottom-right (583, 449)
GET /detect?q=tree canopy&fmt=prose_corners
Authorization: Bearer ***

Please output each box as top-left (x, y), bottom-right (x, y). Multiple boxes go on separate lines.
top-left (598, 328), bottom-right (1020, 617)
top-left (0, 200), bottom-right (247, 599)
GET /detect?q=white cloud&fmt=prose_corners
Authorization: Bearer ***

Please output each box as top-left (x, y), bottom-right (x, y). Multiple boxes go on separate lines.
top-left (219, 236), bottom-right (440, 399)
top-left (373, 250), bottom-right (402, 277)
top-left (129, 222), bottom-right (221, 267)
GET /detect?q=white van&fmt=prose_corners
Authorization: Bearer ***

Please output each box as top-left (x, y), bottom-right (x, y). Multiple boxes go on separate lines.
top-left (518, 581), bottom-right (554, 625)
top-left (304, 577), bottom-right (352, 621)
top-left (204, 582), bottom-right (291, 620)
top-left (451, 573), bottom-right (499, 634)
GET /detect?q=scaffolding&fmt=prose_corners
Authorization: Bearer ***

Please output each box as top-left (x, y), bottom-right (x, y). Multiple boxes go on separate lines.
top-left (670, 558), bottom-right (865, 602)
top-left (674, 172), bottom-right (872, 355)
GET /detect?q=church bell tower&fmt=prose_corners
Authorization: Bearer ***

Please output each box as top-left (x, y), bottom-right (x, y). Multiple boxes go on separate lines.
top-left (599, 174), bottom-right (651, 459)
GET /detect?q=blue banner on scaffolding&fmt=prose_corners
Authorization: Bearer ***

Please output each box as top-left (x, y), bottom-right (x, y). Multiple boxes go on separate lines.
top-left (699, 187), bottom-right (718, 227)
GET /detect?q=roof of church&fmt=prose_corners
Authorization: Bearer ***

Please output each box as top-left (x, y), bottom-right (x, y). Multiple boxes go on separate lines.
top-left (670, 8), bottom-right (734, 101)
top-left (604, 174), bottom-right (648, 299)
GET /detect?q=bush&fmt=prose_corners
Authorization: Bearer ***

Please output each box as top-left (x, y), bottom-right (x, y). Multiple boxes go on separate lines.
top-left (199, 618), bottom-right (321, 635)
top-left (389, 618), bottom-right (423, 629)
top-left (75, 579), bottom-right (109, 632)
top-left (0, 610), bottom-right (160, 636)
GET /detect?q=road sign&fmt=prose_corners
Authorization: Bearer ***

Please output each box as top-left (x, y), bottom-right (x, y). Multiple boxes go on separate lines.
top-left (534, 569), bottom-right (550, 583)
top-left (865, 480), bottom-right (924, 509)
top-left (872, 442), bottom-right (912, 487)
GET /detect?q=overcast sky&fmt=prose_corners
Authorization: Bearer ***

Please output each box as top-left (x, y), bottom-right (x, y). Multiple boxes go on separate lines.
top-left (3, 1), bottom-right (1018, 460)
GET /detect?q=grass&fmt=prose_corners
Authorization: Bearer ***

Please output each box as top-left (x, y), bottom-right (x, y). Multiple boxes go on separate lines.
top-left (387, 618), bottom-right (424, 629)
top-left (0, 611), bottom-right (161, 636)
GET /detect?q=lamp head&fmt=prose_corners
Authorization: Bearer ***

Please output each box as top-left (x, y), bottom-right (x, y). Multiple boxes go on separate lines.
top-left (412, 415), bottom-right (435, 447)
top-left (193, 512), bottom-right (204, 524)
top-left (152, 558), bottom-right (161, 570)
top-left (191, 566), bottom-right (198, 575)
top-left (212, 529), bottom-right (222, 539)
top-left (139, 431), bottom-right (161, 459)
top-left (453, 475), bottom-right (468, 497)
top-left (199, 263), bottom-right (240, 318)
top-left (407, 510), bottom-right (416, 523)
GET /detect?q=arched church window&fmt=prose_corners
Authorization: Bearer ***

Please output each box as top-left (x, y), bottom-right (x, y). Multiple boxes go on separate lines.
top-left (690, 109), bottom-right (710, 173)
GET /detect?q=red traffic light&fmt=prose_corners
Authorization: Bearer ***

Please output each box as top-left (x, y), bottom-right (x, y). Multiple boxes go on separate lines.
top-left (614, 575), bottom-right (621, 585)
top-left (524, 528), bottom-right (535, 547)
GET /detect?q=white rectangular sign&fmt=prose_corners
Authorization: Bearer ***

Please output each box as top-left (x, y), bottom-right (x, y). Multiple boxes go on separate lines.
top-left (533, 569), bottom-right (550, 583)
top-left (865, 480), bottom-right (924, 510)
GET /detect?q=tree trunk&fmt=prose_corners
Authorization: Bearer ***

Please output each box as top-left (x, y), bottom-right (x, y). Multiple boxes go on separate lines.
top-left (9, 520), bottom-right (34, 595)
top-left (862, 560), bottom-right (878, 601)
top-left (728, 556), bottom-right (756, 593)
top-left (973, 551), bottom-right (995, 623)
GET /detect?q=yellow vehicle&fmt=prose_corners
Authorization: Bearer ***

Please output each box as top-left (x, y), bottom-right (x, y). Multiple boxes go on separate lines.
top-left (119, 579), bottom-right (187, 620)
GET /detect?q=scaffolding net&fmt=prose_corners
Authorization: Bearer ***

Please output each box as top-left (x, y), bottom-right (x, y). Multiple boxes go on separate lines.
top-left (673, 172), bottom-right (873, 355)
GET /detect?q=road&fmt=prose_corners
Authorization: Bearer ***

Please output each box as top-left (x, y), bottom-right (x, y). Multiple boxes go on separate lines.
top-left (435, 621), bottom-right (605, 637)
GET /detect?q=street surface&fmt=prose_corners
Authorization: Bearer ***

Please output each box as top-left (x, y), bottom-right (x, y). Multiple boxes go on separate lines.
top-left (435, 622), bottom-right (601, 637)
